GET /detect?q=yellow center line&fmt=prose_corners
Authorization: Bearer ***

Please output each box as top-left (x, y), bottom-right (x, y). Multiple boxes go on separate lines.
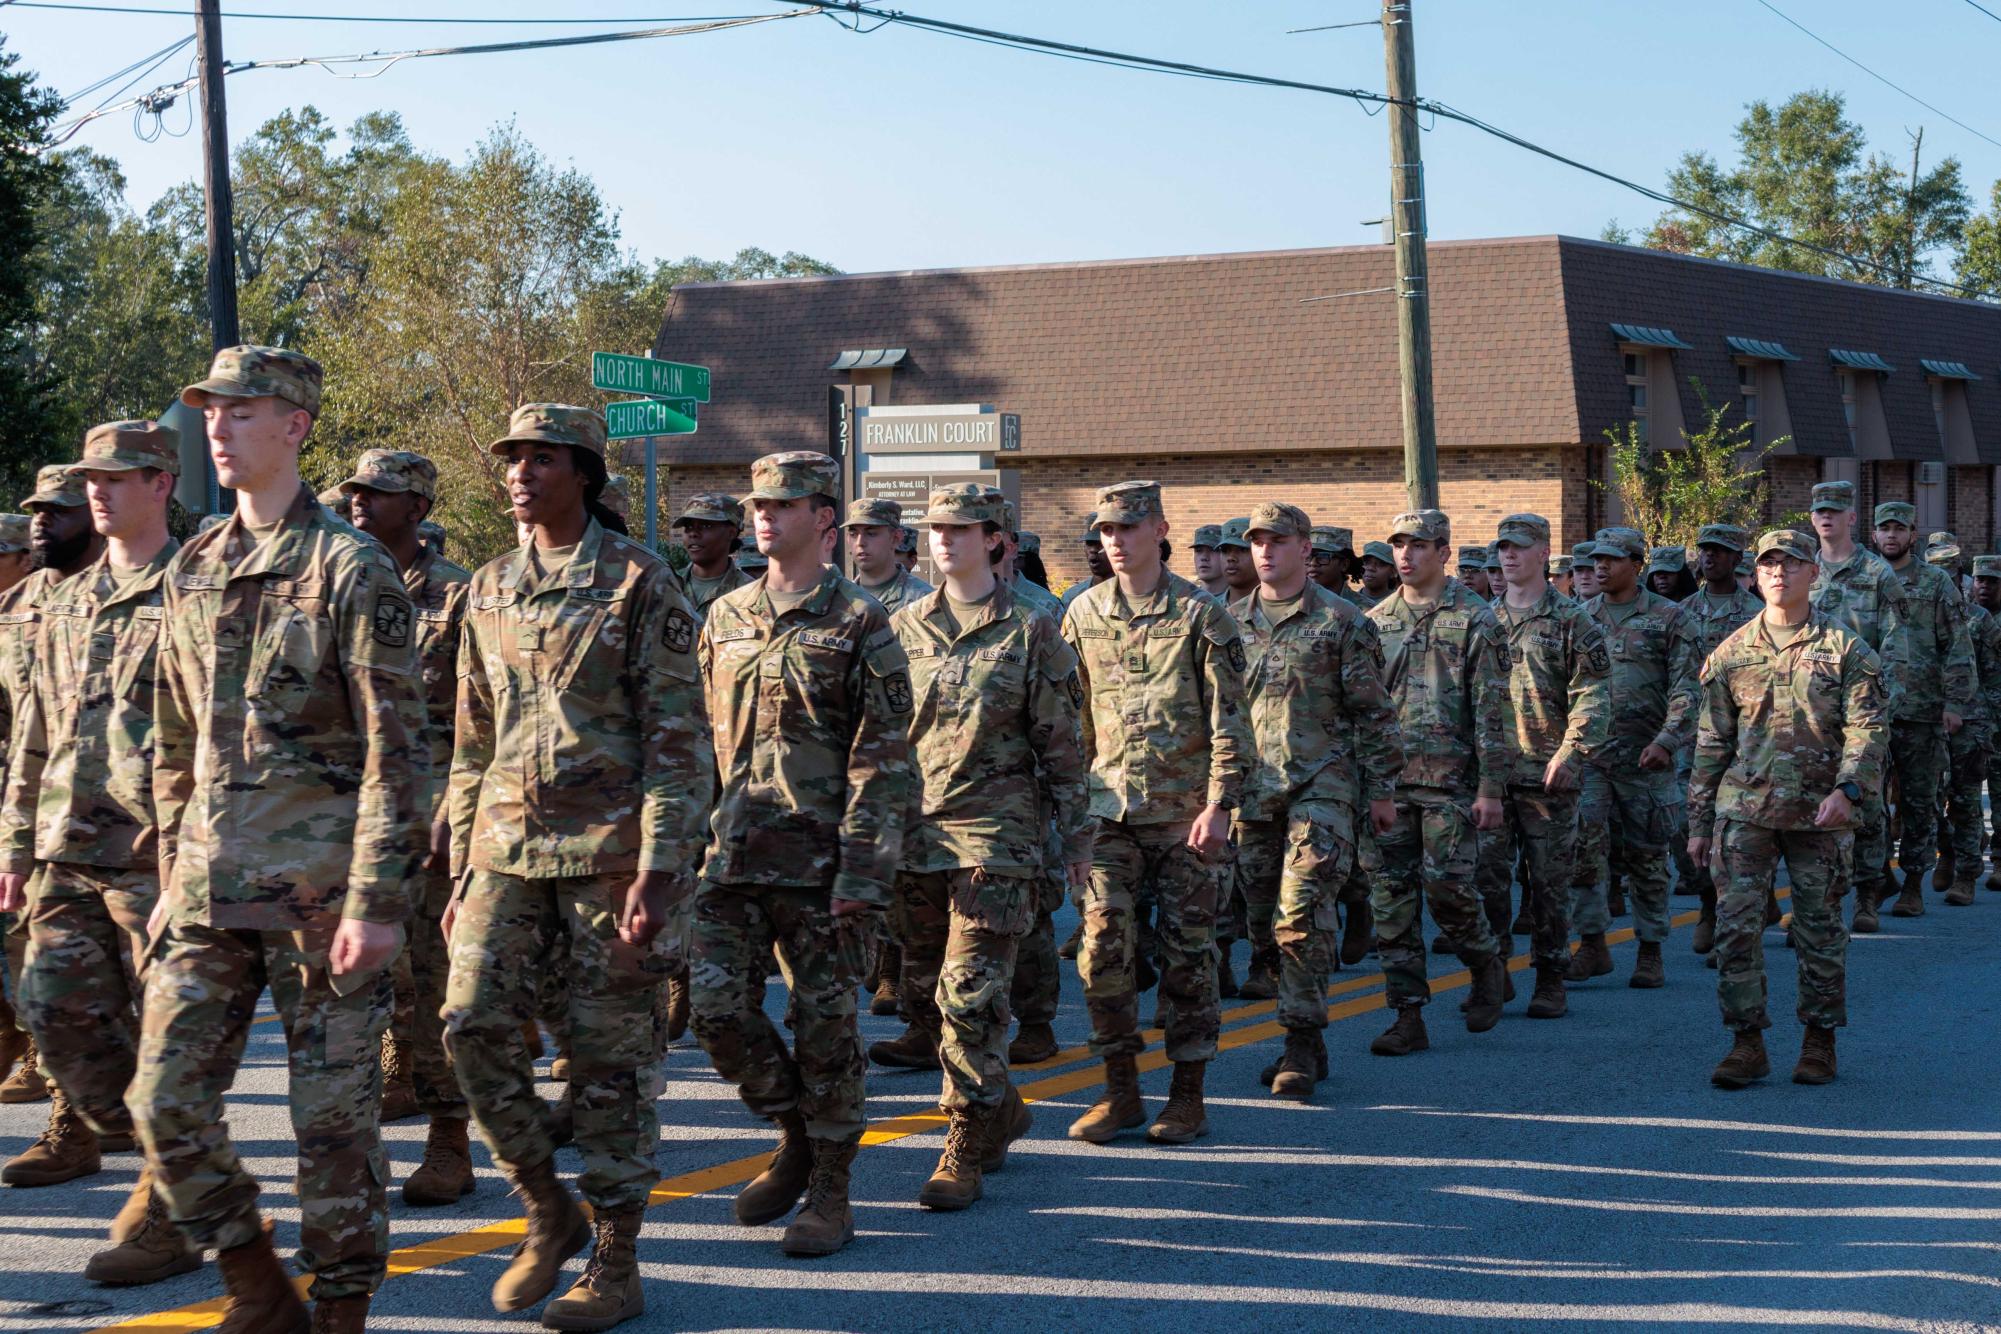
top-left (108, 903), bottom-right (1731, 1332)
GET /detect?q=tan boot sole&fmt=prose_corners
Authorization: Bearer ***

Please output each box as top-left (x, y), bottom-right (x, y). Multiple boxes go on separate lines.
top-left (780, 1218), bottom-right (854, 1257)
top-left (492, 1211), bottom-right (592, 1313)
top-left (540, 1281), bottom-right (643, 1331)
top-left (1066, 1105), bottom-right (1145, 1144)
top-left (85, 1241), bottom-right (203, 1286)
top-left (1145, 1116), bottom-right (1210, 1144)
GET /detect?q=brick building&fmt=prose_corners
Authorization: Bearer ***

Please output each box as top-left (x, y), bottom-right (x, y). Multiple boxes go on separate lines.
top-left (643, 234), bottom-right (2001, 588)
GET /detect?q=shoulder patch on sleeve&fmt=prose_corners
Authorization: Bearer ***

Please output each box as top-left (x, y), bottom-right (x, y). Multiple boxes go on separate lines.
top-left (663, 606), bottom-right (695, 655)
top-left (372, 590), bottom-right (411, 649)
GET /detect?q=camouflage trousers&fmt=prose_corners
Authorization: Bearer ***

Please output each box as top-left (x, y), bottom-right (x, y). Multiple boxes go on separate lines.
top-left (1472, 821), bottom-right (1514, 947)
top-left (1503, 783), bottom-right (1579, 971)
top-left (892, 868), bottom-right (1034, 1110)
top-left (1711, 821), bottom-right (1850, 1031)
top-left (443, 871), bottom-right (670, 1209)
top-left (1008, 870), bottom-right (1064, 1028)
top-left (128, 923), bottom-right (393, 1301)
top-left (20, 862), bottom-right (153, 1134)
top-left (1237, 804), bottom-right (1354, 1030)
top-left (389, 869), bottom-right (465, 1119)
top-left (1081, 819), bottom-right (1219, 1062)
top-left (1575, 765), bottom-right (1678, 943)
top-left (690, 882), bottom-right (869, 1144)
top-left (1888, 721), bottom-right (1948, 885)
top-left (1371, 791), bottom-right (1500, 1010)
top-left (1, 909), bottom-right (25, 1036)
top-left (1940, 724), bottom-right (1989, 884)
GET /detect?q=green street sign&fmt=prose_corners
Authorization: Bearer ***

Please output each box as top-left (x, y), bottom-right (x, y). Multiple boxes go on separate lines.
top-left (606, 397), bottom-right (698, 439)
top-left (592, 351), bottom-right (710, 403)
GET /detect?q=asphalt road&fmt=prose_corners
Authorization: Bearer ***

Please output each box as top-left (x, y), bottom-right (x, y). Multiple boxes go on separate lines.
top-left (4, 885), bottom-right (2000, 1333)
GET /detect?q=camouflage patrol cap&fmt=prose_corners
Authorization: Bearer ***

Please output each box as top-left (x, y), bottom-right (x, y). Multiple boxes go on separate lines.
top-left (23, 464), bottom-right (86, 508)
top-left (1247, 501), bottom-right (1311, 540)
top-left (748, 450), bottom-right (838, 501)
top-left (490, 403), bottom-right (607, 460)
top-left (1455, 545), bottom-right (1488, 569)
top-left (339, 449), bottom-right (436, 501)
top-left (317, 485), bottom-right (349, 511)
top-left (897, 525), bottom-right (918, 554)
top-left (418, 520), bottom-right (446, 546)
top-left (1926, 537), bottom-right (1963, 567)
top-left (1548, 554), bottom-right (1574, 576)
top-left (1737, 549), bottom-right (1754, 575)
top-left (1082, 513), bottom-right (1103, 544)
top-left (1873, 500), bottom-right (1917, 528)
top-left (1360, 540), bottom-right (1395, 565)
top-left (1974, 555), bottom-right (2001, 579)
top-left (1389, 509), bottom-right (1449, 543)
top-left (1926, 530), bottom-right (1957, 554)
top-left (1191, 523), bottom-right (1224, 549)
top-left (1592, 527), bottom-right (1647, 560)
top-left (1095, 481), bottom-right (1164, 527)
top-left (1309, 525), bottom-right (1353, 554)
top-left (677, 492), bottom-right (743, 526)
top-left (843, 497), bottom-right (901, 529)
top-left (922, 483), bottom-right (1006, 527)
top-left (77, 419), bottom-right (181, 476)
top-left (196, 513), bottom-right (229, 533)
top-left (1484, 542), bottom-right (1505, 571)
top-left (1810, 480), bottom-right (1856, 512)
top-left (599, 475), bottom-right (633, 522)
top-left (180, 343), bottom-right (323, 416)
top-left (1495, 513), bottom-right (1550, 548)
top-left (0, 515), bottom-right (26, 553)
top-left (1571, 539), bottom-right (1599, 561)
top-left (1218, 517), bottom-right (1252, 550)
top-left (1755, 529), bottom-right (1817, 563)
top-left (985, 491), bottom-right (1020, 535)
top-left (1695, 523), bottom-right (1748, 552)
top-left (1645, 545), bottom-right (1687, 576)
top-left (1019, 530), bottom-right (1042, 555)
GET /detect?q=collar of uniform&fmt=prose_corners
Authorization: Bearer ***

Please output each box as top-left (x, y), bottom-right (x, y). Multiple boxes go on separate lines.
top-left (403, 544), bottom-right (438, 592)
top-left (1502, 583), bottom-right (1566, 623)
top-left (1745, 609), bottom-right (1828, 653)
top-left (753, 563), bottom-right (841, 620)
top-left (86, 539), bottom-right (178, 609)
top-left (917, 577), bottom-right (1015, 641)
top-left (224, 484), bottom-right (320, 581)
top-left (1242, 579), bottom-right (1326, 633)
top-left (1107, 573), bottom-right (1175, 622)
top-left (500, 517), bottom-right (608, 597)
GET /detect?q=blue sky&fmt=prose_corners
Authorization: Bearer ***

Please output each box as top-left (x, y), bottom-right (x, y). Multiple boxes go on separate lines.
top-left (12, 0), bottom-right (2001, 275)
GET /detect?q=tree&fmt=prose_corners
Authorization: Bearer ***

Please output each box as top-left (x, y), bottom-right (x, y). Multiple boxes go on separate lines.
top-left (1961, 180), bottom-right (2001, 300)
top-left (1595, 379), bottom-right (1783, 552)
top-left (0, 38), bottom-right (67, 503)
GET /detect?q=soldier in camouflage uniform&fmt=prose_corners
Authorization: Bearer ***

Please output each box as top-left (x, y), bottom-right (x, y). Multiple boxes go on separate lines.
top-left (1306, 525), bottom-right (1358, 602)
top-left (1806, 481), bottom-right (1906, 933)
top-left (1358, 539), bottom-right (1398, 608)
top-left (1456, 545), bottom-right (1492, 601)
top-left (1491, 515), bottom-right (1613, 1019)
top-left (1931, 544), bottom-right (1999, 905)
top-left (443, 404), bottom-right (712, 1328)
top-left (1548, 553), bottom-right (1574, 598)
top-left (1690, 529), bottom-right (1887, 1089)
top-left (1061, 513), bottom-right (1111, 612)
top-left (127, 346), bottom-right (431, 1331)
top-left (339, 449), bottom-right (480, 1207)
top-left (845, 496), bottom-right (932, 614)
top-left (1571, 527), bottom-right (1701, 989)
top-left (692, 450), bottom-right (911, 1259)
top-left (1681, 524), bottom-right (1765, 953)
top-left (0, 514), bottom-right (37, 1092)
top-left (0, 514), bottom-right (29, 594)
top-left (673, 492), bottom-right (752, 617)
top-left (882, 484), bottom-right (1090, 1207)
top-left (0, 422), bottom-right (197, 1284)
top-left (1192, 523), bottom-right (1230, 602)
top-left (1570, 541), bottom-right (1600, 600)
top-left (1217, 516), bottom-right (1259, 604)
top-left (896, 523), bottom-right (919, 572)
top-left (1365, 509), bottom-right (1513, 1057)
top-left (1064, 481), bottom-right (1251, 1145)
top-left (1869, 501), bottom-right (1975, 917)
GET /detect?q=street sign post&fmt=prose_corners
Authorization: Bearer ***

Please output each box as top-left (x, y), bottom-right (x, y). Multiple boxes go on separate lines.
top-left (605, 397), bottom-right (698, 439)
top-left (591, 351), bottom-right (711, 403)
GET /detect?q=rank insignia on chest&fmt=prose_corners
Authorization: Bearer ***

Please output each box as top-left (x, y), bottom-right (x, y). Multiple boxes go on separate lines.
top-left (1124, 649), bottom-right (1147, 673)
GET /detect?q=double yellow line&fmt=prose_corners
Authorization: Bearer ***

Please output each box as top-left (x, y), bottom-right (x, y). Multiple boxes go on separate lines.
top-left (105, 905), bottom-right (1720, 1332)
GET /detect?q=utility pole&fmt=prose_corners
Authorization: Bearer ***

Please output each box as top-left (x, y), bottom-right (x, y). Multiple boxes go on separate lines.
top-left (194, 0), bottom-right (236, 511)
top-left (1382, 0), bottom-right (1438, 510)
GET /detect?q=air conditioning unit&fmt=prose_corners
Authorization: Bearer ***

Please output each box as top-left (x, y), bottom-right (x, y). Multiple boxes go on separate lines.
top-left (1918, 462), bottom-right (1946, 485)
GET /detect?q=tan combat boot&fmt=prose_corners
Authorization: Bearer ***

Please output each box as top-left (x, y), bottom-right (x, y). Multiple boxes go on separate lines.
top-left (403, 1116), bottom-right (475, 1206)
top-left (1066, 1053), bottom-right (1145, 1143)
top-left (1710, 1029), bottom-right (1770, 1089)
top-left (781, 1140), bottom-right (859, 1257)
top-left (1525, 965), bottom-right (1568, 1019)
top-left (917, 1107), bottom-right (989, 1211)
top-left (1852, 893), bottom-right (1880, 933)
top-left (1945, 877), bottom-right (1976, 908)
top-left (1629, 941), bottom-right (1665, 989)
top-left (735, 1108), bottom-right (813, 1226)
top-left (0, 1017), bottom-right (23, 1084)
top-left (0, 1036), bottom-right (48, 1102)
top-left (1891, 879), bottom-right (1926, 917)
top-left (663, 966), bottom-right (691, 1042)
top-left (1006, 1022), bottom-right (1058, 1066)
top-left (541, 1204), bottom-right (646, 1330)
top-left (110, 1167), bottom-right (156, 1243)
top-left (1793, 1025), bottom-right (1838, 1085)
top-left (1269, 1030), bottom-right (1327, 1100)
top-left (865, 1024), bottom-right (939, 1070)
top-left (492, 1155), bottom-right (590, 1313)
top-left (379, 1033), bottom-right (419, 1123)
top-left (981, 1084), bottom-right (1033, 1173)
top-left (3, 1090), bottom-right (102, 1186)
top-left (1463, 956), bottom-right (1507, 1033)
top-left (1369, 1007), bottom-right (1429, 1056)
top-left (85, 1189), bottom-right (202, 1286)
top-left (869, 944), bottom-right (902, 1017)
top-left (1693, 886), bottom-right (1717, 954)
top-left (310, 1296), bottom-right (368, 1333)
top-left (214, 1219), bottom-right (308, 1334)
top-left (1147, 1061), bottom-right (1210, 1144)
top-left (1934, 853), bottom-right (1956, 895)
top-left (1236, 946), bottom-right (1278, 1001)
top-left (1565, 934), bottom-right (1614, 981)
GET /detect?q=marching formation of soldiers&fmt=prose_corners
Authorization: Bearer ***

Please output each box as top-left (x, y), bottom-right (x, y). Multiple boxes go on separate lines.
top-left (0, 342), bottom-right (1974, 1331)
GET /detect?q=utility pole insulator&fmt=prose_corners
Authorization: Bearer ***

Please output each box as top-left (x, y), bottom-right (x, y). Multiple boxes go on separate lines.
top-left (1382, 0), bottom-right (1439, 511)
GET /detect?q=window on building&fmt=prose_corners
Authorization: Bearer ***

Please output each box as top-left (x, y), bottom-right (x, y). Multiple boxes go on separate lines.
top-left (1738, 361), bottom-right (1758, 425)
top-left (1625, 350), bottom-right (1649, 445)
top-left (1839, 370), bottom-right (1859, 450)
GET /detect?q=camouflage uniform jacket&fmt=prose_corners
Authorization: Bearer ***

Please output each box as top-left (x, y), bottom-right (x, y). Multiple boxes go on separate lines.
top-left (1811, 547), bottom-right (1906, 713)
top-left (1681, 585), bottom-right (1764, 665)
top-left (891, 580), bottom-right (1092, 874)
top-left (1063, 571), bottom-right (1251, 825)
top-left (1230, 581), bottom-right (1404, 821)
top-left (154, 486), bottom-right (430, 929)
top-left (405, 547), bottom-right (470, 823)
top-left (699, 567), bottom-right (911, 906)
top-left (1011, 573), bottom-right (1062, 621)
top-left (1690, 612), bottom-right (1888, 831)
top-left (0, 568), bottom-right (59, 793)
top-left (0, 545), bottom-right (177, 874)
top-left (1885, 556), bottom-right (1975, 723)
top-left (1964, 604), bottom-right (2001, 729)
top-left (859, 567), bottom-right (933, 616)
top-left (677, 561), bottom-right (752, 619)
top-left (1351, 587), bottom-right (1384, 611)
top-left (449, 520), bottom-right (712, 883)
top-left (1580, 588), bottom-right (1703, 766)
top-left (1490, 585), bottom-right (1613, 785)
top-left (1367, 578), bottom-right (1510, 800)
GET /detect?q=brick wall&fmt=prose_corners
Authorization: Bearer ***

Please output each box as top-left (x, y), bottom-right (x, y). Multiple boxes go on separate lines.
top-left (1951, 467), bottom-right (1994, 554)
top-left (1765, 457), bottom-right (1820, 527)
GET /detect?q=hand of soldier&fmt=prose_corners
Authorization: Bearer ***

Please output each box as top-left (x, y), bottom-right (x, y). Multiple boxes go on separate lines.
top-left (1944, 709), bottom-right (1964, 736)
top-left (1369, 798), bottom-right (1396, 836)
top-left (1187, 803), bottom-right (1232, 862)
top-left (1542, 756), bottom-right (1577, 793)
top-left (1067, 860), bottom-right (1091, 891)
top-left (1687, 836), bottom-right (1713, 867)
top-left (0, 872), bottom-right (23, 913)
top-left (1814, 789), bottom-right (1853, 828)
top-left (830, 897), bottom-right (871, 919)
top-left (330, 918), bottom-right (400, 978)
top-left (423, 819), bottom-right (451, 873)
top-left (1472, 795), bottom-right (1503, 831)
top-left (441, 896), bottom-right (458, 941)
top-left (1638, 743), bottom-right (1672, 772)
top-left (619, 870), bottom-right (681, 946)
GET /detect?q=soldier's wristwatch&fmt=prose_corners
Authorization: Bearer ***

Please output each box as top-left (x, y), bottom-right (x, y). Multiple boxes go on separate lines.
top-left (1837, 781), bottom-right (1862, 803)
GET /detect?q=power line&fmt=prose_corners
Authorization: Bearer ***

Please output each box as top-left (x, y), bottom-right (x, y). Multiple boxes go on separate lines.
top-left (1752, 0), bottom-right (2001, 152)
top-left (1285, 18), bottom-right (1381, 34)
top-left (10, 2), bottom-right (767, 21)
top-left (1962, 0), bottom-right (2001, 24)
top-left (62, 34), bottom-right (193, 108)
